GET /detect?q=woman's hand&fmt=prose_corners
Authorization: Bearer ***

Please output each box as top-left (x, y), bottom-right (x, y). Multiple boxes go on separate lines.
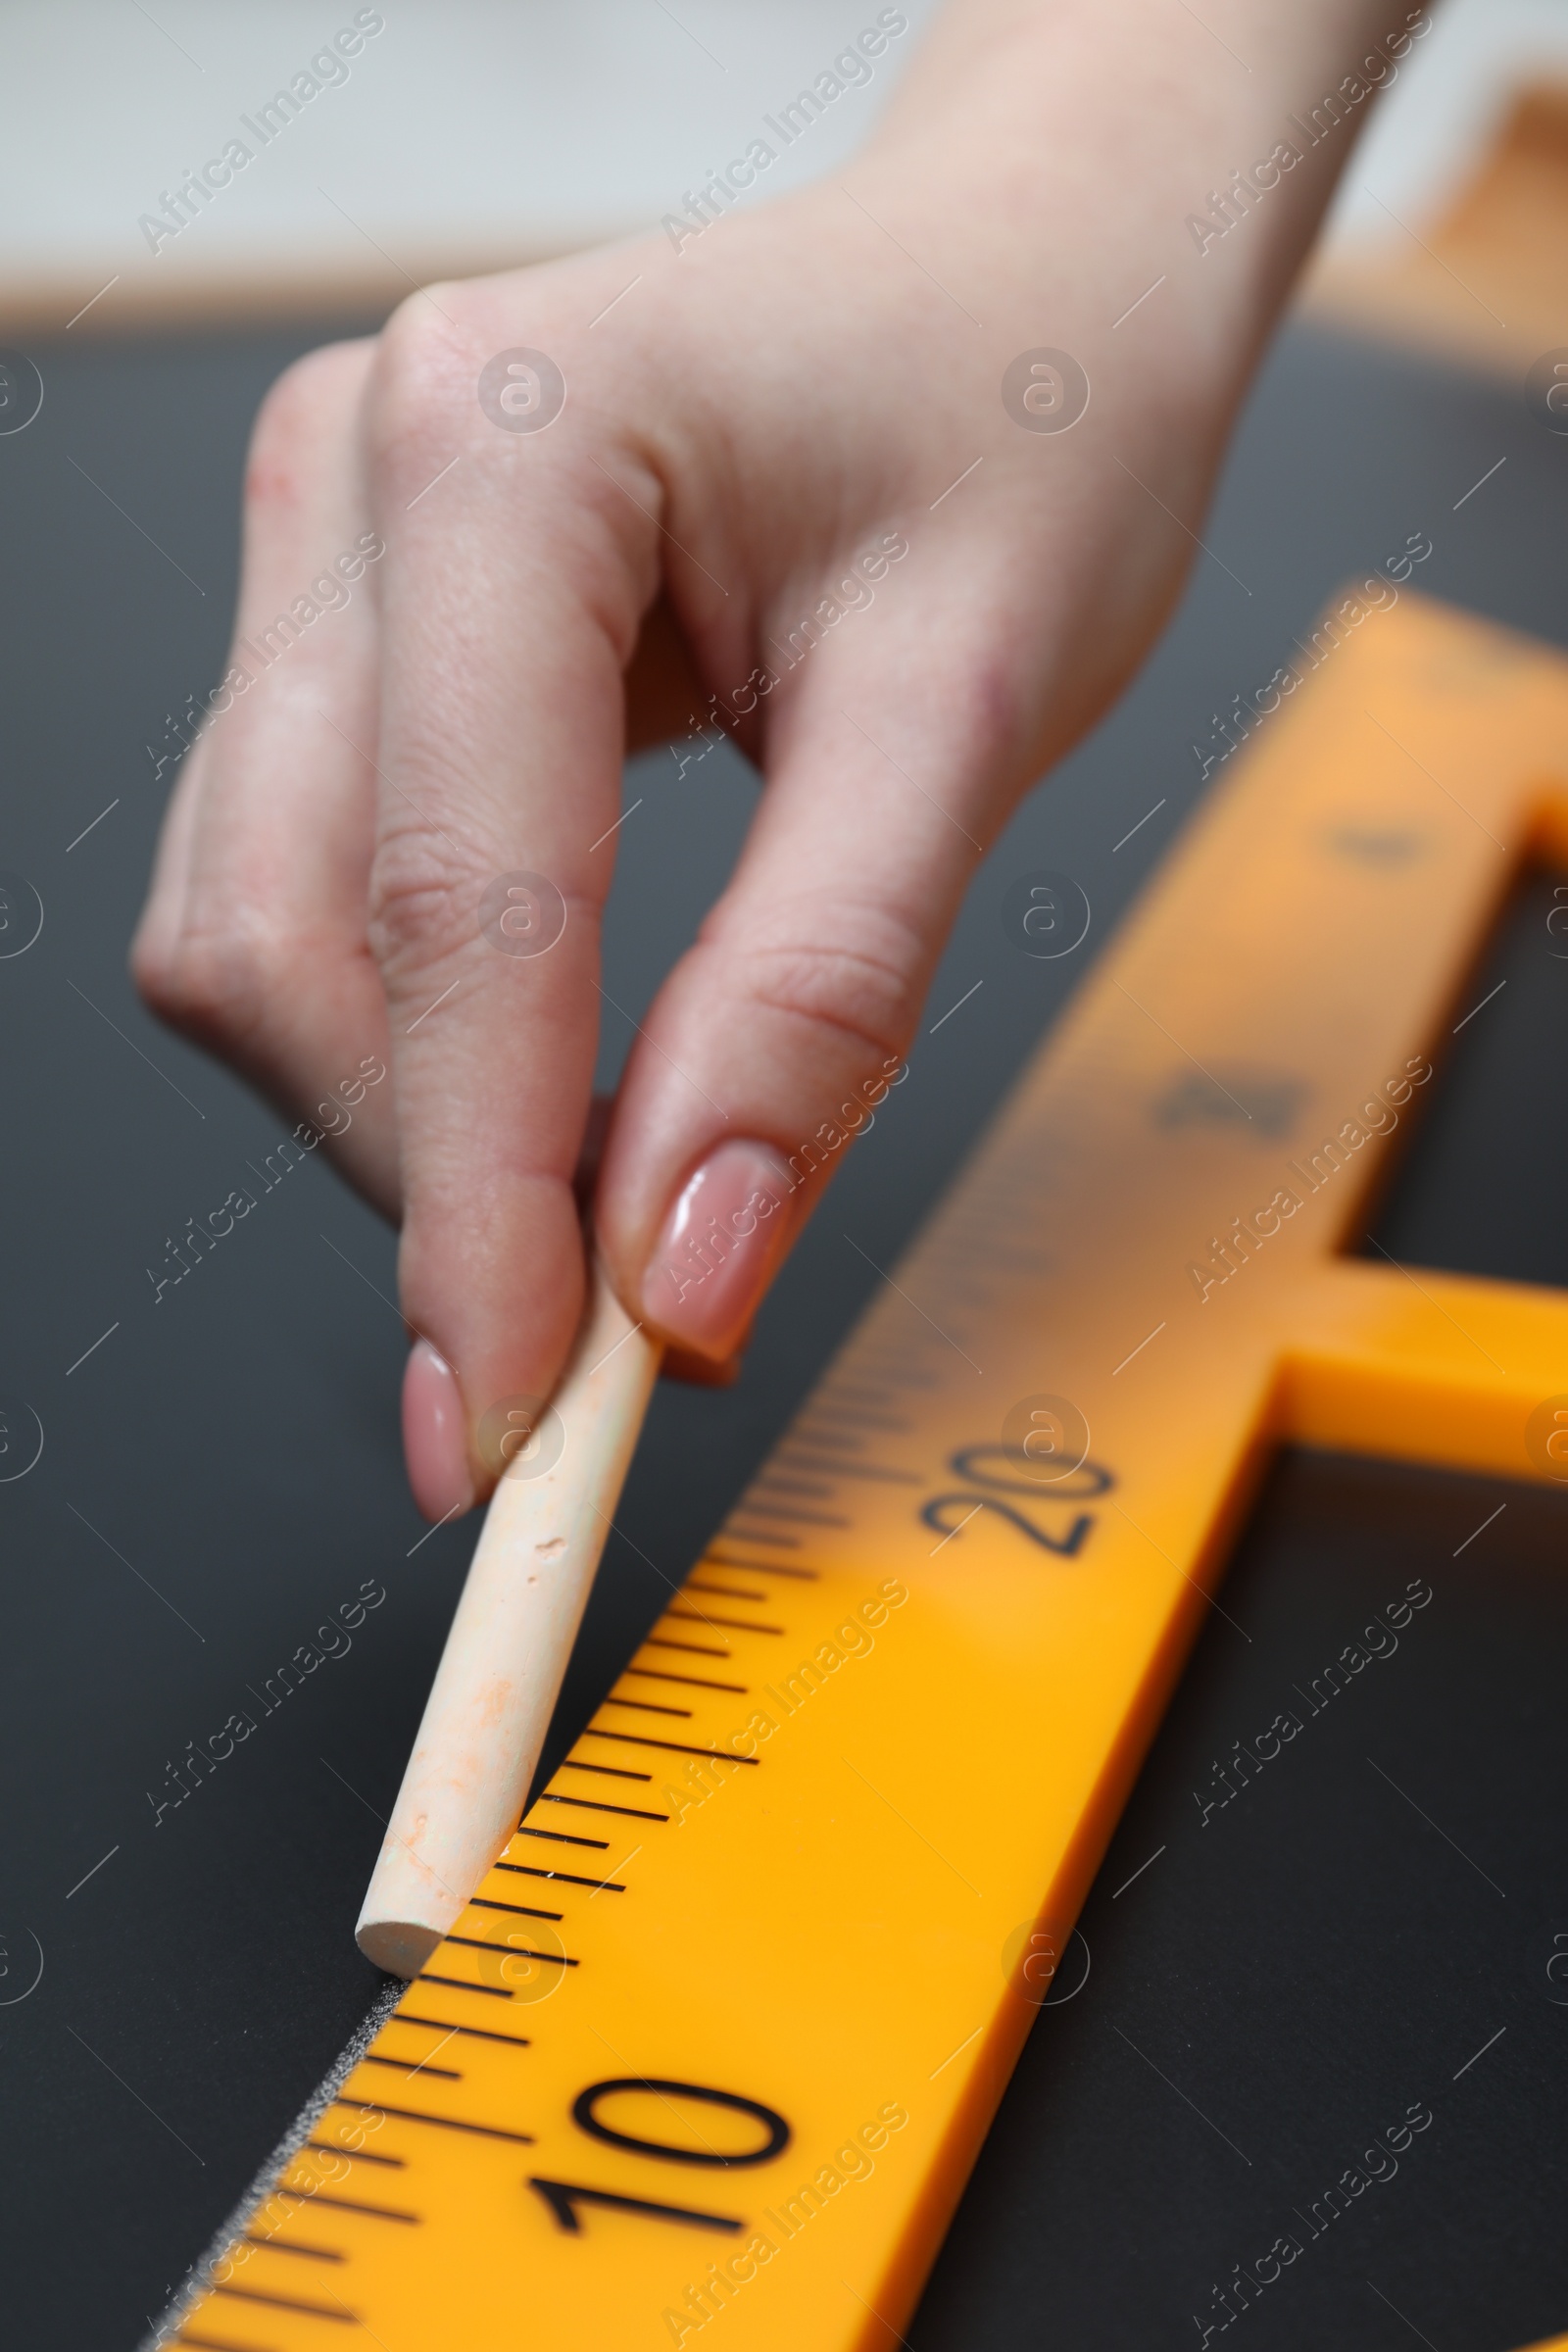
top-left (132, 0), bottom-right (1403, 1516)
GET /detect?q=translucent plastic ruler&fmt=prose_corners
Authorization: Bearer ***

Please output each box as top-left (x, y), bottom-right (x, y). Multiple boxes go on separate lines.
top-left (170, 592), bottom-right (1568, 2352)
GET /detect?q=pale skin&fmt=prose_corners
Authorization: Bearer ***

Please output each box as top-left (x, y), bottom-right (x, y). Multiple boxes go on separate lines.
top-left (132, 0), bottom-right (1415, 1519)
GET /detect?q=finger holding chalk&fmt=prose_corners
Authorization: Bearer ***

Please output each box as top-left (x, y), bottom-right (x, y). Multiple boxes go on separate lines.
top-left (356, 1265), bottom-right (661, 1978)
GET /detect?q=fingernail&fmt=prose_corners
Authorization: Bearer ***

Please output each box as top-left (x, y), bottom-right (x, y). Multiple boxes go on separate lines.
top-left (402, 1339), bottom-right (475, 1521)
top-left (643, 1140), bottom-right (797, 1359)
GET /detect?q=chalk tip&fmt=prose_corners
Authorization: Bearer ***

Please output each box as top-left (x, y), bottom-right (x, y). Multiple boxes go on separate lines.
top-left (356, 1916), bottom-right (444, 1980)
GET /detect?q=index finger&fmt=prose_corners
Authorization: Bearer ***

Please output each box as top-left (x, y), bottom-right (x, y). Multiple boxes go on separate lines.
top-left (364, 293), bottom-right (662, 1519)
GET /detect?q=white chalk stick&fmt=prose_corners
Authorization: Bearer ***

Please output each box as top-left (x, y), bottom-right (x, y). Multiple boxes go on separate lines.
top-left (356, 1267), bottom-right (662, 1978)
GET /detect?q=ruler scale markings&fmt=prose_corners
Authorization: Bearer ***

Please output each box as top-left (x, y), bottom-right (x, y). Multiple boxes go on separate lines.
top-left (638, 1635), bottom-right (733, 1656)
top-left (746, 1478), bottom-right (839, 1497)
top-left (771, 1458), bottom-right (924, 1484)
top-left (332, 2097), bottom-right (538, 2141)
top-left (272, 2188), bottom-right (419, 2224)
top-left (173, 598), bottom-right (1568, 2350)
top-left (416, 1973), bottom-right (517, 1999)
top-left (174, 2333), bottom-right (275, 2352)
top-left (390, 2019), bottom-right (532, 2046)
top-left (660, 1609), bottom-right (785, 1633)
top-left (357, 2054), bottom-right (463, 2082)
top-left (703, 1551), bottom-right (821, 1575)
top-left (539, 1794), bottom-right (670, 1818)
top-left (442, 1936), bottom-right (577, 1967)
top-left (726, 1505), bottom-right (853, 1527)
top-left (580, 1730), bottom-right (761, 1761)
top-left (212, 2284), bottom-right (355, 2323)
top-left (469, 1895), bottom-right (567, 1920)
top-left (497, 1865), bottom-right (626, 1891)
top-left (240, 2239), bottom-right (347, 2265)
top-left (719, 1529), bottom-right (828, 1547)
top-left (619, 1667), bottom-right (749, 1691)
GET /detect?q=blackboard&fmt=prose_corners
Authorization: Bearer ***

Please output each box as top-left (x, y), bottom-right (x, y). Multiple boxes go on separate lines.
top-left (0, 313), bottom-right (1563, 2347)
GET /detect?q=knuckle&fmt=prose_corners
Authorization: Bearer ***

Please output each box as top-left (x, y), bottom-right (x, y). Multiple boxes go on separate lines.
top-left (368, 824), bottom-right (601, 990)
top-left (368, 285), bottom-right (497, 476)
top-left (245, 339), bottom-right (370, 512)
top-left (368, 279), bottom-right (593, 497)
top-left (702, 902), bottom-right (923, 1065)
top-left (367, 834), bottom-right (480, 983)
top-left (134, 904), bottom-right (296, 1054)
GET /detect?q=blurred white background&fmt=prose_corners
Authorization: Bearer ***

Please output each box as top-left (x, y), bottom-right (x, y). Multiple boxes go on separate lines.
top-left (0, 0), bottom-right (1563, 326)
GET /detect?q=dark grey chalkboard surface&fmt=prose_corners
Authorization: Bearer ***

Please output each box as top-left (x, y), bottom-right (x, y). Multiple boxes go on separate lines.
top-left (1, 314), bottom-right (1564, 2347)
